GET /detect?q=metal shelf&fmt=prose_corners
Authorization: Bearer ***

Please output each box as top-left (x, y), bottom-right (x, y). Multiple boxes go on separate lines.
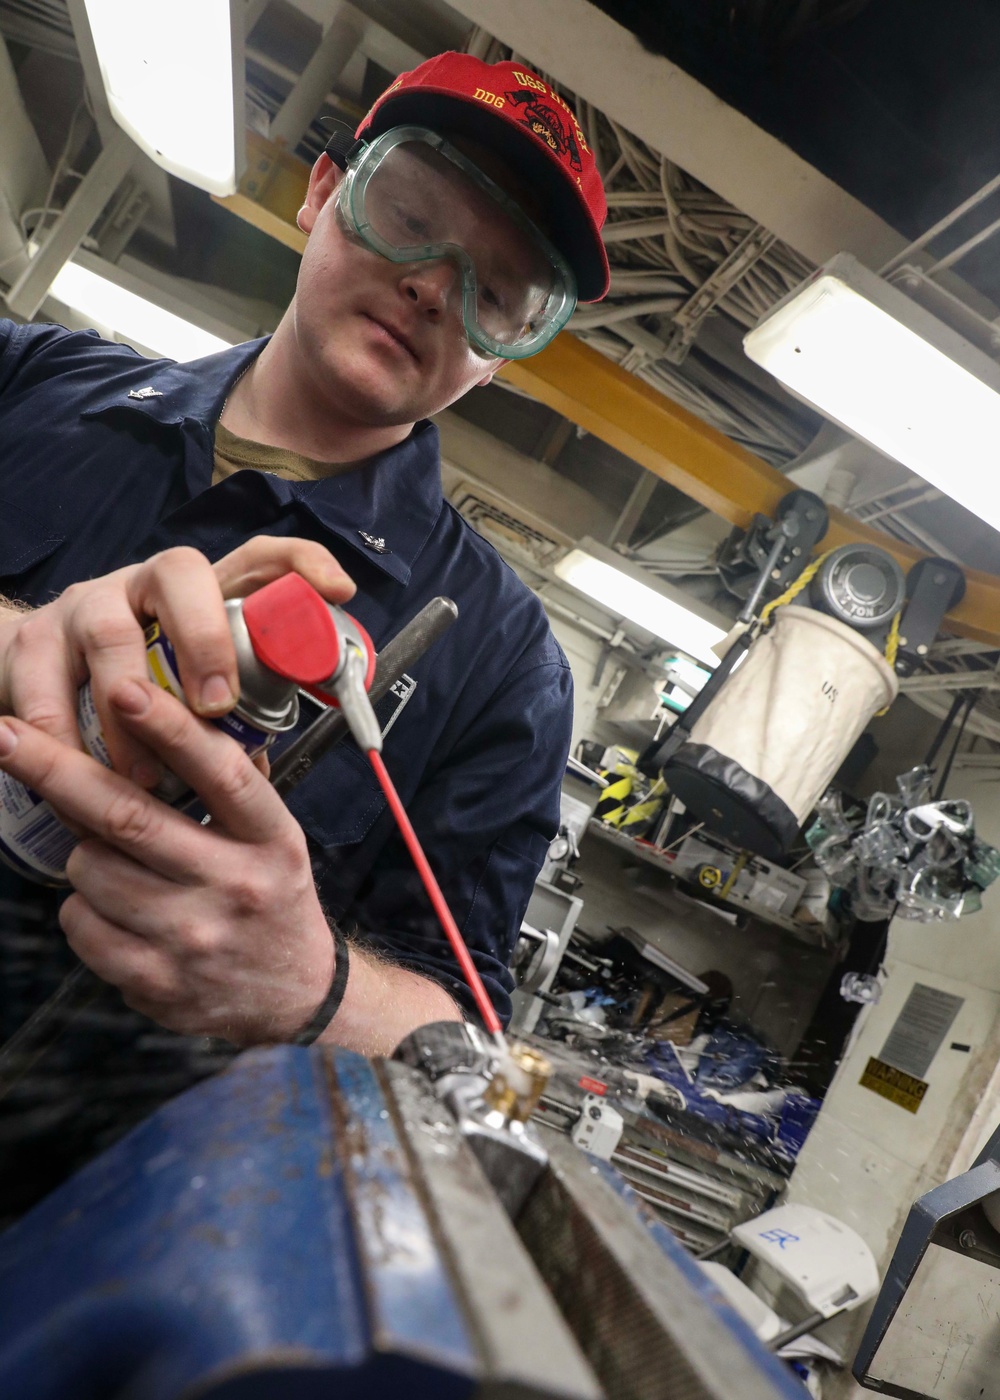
top-left (584, 819), bottom-right (828, 946)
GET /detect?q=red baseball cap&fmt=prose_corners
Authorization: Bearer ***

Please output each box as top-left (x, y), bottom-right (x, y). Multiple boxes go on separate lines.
top-left (356, 53), bottom-right (610, 303)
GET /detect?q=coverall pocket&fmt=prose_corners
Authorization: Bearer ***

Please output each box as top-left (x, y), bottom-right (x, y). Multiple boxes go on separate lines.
top-left (0, 499), bottom-right (65, 583)
top-left (286, 741), bottom-right (387, 849)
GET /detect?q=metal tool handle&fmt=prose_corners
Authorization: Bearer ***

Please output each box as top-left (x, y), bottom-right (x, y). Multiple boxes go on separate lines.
top-left (270, 596), bottom-right (458, 795)
top-left (0, 596), bottom-right (459, 1098)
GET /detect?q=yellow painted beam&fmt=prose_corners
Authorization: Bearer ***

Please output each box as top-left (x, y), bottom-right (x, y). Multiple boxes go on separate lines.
top-left (212, 130), bottom-right (310, 254)
top-left (501, 333), bottom-right (1000, 645)
top-left (213, 191), bottom-right (307, 254)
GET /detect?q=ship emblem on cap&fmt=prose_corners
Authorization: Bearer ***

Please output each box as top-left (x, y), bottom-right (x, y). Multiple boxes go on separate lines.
top-left (127, 386), bottom-right (163, 400)
top-left (505, 90), bottom-right (583, 171)
top-left (359, 531), bottom-right (389, 554)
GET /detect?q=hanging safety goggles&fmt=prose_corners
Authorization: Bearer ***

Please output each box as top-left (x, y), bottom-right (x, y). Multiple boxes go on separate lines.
top-left (324, 125), bottom-right (578, 360)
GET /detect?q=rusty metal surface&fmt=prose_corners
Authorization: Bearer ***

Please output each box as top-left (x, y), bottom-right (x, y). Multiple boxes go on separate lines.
top-left (0, 1045), bottom-right (475, 1398)
top-left (519, 1126), bottom-right (806, 1400)
top-left (0, 1041), bottom-right (815, 1400)
top-left (382, 1058), bottom-right (603, 1400)
top-left (323, 1048), bottom-right (477, 1379)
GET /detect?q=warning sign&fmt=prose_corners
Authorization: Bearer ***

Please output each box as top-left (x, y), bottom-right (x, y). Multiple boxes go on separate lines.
top-left (879, 983), bottom-right (964, 1080)
top-left (859, 1056), bottom-right (929, 1114)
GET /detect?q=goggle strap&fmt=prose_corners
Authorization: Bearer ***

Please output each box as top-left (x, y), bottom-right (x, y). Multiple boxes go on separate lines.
top-left (320, 120), bottom-right (365, 171)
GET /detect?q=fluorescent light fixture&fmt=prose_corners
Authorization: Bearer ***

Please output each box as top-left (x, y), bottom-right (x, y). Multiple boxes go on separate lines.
top-left (49, 258), bottom-right (232, 361)
top-left (83, 0), bottom-right (245, 196)
top-left (555, 540), bottom-right (727, 666)
top-left (744, 252), bottom-right (1000, 532)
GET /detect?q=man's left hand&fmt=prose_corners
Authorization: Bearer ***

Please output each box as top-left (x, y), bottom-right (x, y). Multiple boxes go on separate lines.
top-left (0, 677), bottom-right (335, 1045)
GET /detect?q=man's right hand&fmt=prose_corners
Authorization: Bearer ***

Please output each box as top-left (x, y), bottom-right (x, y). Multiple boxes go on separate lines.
top-left (0, 537), bottom-right (356, 787)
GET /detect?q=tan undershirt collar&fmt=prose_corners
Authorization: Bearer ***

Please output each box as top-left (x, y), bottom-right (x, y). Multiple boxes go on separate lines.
top-left (213, 420), bottom-right (364, 485)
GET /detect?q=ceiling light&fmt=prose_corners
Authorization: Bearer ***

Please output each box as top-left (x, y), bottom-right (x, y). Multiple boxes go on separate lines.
top-left (555, 541), bottom-right (727, 666)
top-left (49, 259), bottom-right (233, 361)
top-left (83, 0), bottom-right (245, 196)
top-left (744, 252), bottom-right (1000, 532)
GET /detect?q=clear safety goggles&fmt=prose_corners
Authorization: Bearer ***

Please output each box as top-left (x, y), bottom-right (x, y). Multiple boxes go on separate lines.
top-left (334, 126), bottom-right (577, 360)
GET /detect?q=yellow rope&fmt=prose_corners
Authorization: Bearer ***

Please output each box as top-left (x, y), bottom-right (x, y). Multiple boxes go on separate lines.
top-left (875, 610), bottom-right (903, 716)
top-left (758, 549), bottom-right (836, 626)
top-left (883, 610), bottom-right (901, 669)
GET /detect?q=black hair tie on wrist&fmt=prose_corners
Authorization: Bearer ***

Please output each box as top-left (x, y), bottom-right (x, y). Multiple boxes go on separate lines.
top-left (292, 925), bottom-right (350, 1046)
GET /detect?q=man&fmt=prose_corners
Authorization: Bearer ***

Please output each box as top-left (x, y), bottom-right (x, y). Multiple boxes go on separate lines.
top-left (0, 54), bottom-right (610, 1058)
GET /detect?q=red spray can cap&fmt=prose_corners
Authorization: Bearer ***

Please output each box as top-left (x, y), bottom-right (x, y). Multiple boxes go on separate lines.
top-left (241, 573), bottom-right (376, 696)
top-left (241, 573), bottom-right (342, 687)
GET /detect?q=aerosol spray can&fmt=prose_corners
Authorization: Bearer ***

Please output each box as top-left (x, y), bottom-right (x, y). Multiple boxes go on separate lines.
top-left (0, 575), bottom-right (375, 886)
